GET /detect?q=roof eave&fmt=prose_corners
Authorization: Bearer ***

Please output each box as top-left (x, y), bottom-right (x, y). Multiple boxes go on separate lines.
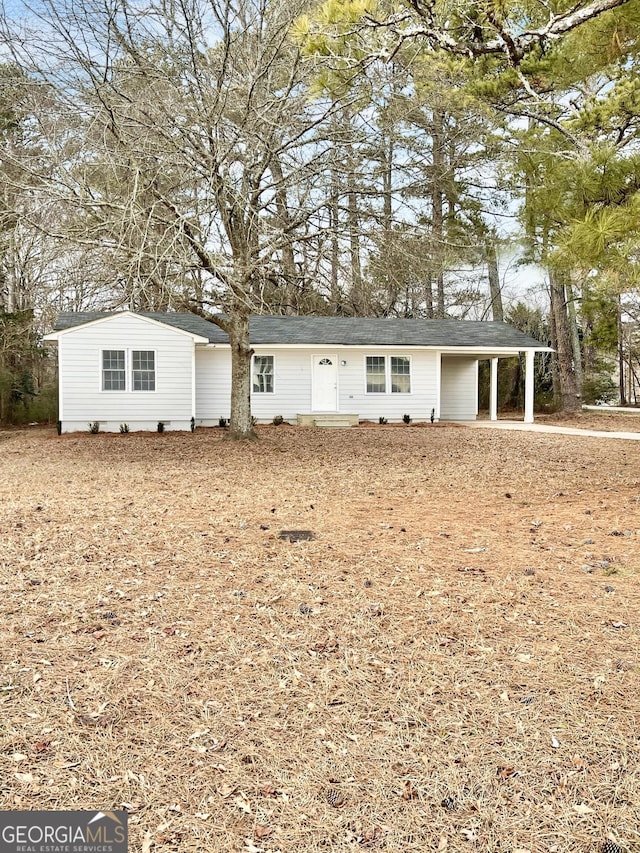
top-left (208, 342), bottom-right (550, 351)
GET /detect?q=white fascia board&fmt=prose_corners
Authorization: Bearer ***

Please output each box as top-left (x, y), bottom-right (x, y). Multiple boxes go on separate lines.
top-left (439, 346), bottom-right (551, 355)
top-left (44, 310), bottom-right (210, 343)
top-left (203, 343), bottom-right (551, 353)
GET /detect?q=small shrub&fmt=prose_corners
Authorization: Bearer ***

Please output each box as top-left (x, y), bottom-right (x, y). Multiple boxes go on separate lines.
top-left (157, 421), bottom-right (165, 433)
top-left (119, 423), bottom-right (129, 433)
top-left (88, 421), bottom-right (100, 434)
top-left (378, 416), bottom-right (388, 425)
top-left (402, 414), bottom-right (412, 424)
top-left (272, 414), bottom-right (284, 426)
top-left (218, 416), bottom-right (228, 428)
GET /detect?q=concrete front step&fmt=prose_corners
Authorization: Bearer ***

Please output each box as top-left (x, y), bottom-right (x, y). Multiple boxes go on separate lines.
top-left (297, 413), bottom-right (359, 427)
top-left (313, 419), bottom-right (354, 428)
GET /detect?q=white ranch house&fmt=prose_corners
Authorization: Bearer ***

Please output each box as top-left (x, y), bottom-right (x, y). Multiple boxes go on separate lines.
top-left (45, 311), bottom-right (548, 432)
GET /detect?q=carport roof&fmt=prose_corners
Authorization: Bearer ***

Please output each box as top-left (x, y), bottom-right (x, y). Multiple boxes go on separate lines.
top-left (52, 311), bottom-right (547, 349)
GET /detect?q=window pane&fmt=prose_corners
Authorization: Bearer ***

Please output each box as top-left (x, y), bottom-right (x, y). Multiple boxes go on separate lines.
top-left (391, 357), bottom-right (410, 393)
top-left (132, 351), bottom-right (155, 392)
top-left (103, 372), bottom-right (126, 390)
top-left (133, 351), bottom-right (154, 371)
top-left (366, 356), bottom-right (386, 393)
top-left (102, 350), bottom-right (125, 390)
top-left (103, 350), bottom-right (125, 370)
top-left (133, 372), bottom-right (155, 391)
top-left (253, 356), bottom-right (274, 393)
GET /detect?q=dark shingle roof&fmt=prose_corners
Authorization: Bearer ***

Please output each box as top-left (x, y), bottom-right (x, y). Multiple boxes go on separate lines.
top-left (52, 311), bottom-right (546, 349)
top-left (52, 311), bottom-right (226, 341)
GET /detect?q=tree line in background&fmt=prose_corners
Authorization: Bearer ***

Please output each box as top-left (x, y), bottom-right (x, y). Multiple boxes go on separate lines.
top-left (0, 0), bottom-right (638, 434)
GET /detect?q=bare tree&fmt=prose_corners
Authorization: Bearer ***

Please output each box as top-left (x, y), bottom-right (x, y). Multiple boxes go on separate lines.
top-left (1, 0), bottom-right (343, 438)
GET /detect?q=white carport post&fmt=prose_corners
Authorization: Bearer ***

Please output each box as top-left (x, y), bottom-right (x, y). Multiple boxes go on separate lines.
top-left (435, 351), bottom-right (441, 421)
top-left (192, 342), bottom-right (197, 425)
top-left (490, 357), bottom-right (498, 421)
top-left (524, 350), bottom-right (535, 423)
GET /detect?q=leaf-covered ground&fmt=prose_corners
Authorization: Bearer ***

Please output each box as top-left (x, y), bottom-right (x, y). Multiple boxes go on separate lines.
top-left (1, 422), bottom-right (639, 853)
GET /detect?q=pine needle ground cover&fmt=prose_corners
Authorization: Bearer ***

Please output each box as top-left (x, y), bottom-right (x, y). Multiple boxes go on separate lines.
top-left (1, 425), bottom-right (639, 853)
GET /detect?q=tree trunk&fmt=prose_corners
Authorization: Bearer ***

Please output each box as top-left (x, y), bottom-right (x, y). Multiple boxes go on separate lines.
top-left (549, 269), bottom-right (581, 412)
top-left (432, 108), bottom-right (446, 319)
top-left (271, 153), bottom-right (297, 313)
top-left (346, 149), bottom-right (363, 313)
top-left (548, 283), bottom-right (561, 404)
top-left (565, 277), bottom-right (583, 394)
top-left (618, 296), bottom-right (627, 405)
top-left (486, 242), bottom-right (504, 322)
top-left (329, 151), bottom-right (340, 313)
top-left (424, 272), bottom-right (434, 318)
top-left (226, 311), bottom-right (256, 440)
top-left (630, 357), bottom-right (640, 405)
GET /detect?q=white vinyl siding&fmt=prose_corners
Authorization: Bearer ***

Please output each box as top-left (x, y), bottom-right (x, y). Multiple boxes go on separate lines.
top-left (197, 348), bottom-right (309, 422)
top-left (440, 356), bottom-right (478, 421)
top-left (345, 350), bottom-right (432, 421)
top-left (195, 348), bottom-right (232, 421)
top-left (58, 314), bottom-right (194, 430)
top-left (196, 347), bottom-right (437, 423)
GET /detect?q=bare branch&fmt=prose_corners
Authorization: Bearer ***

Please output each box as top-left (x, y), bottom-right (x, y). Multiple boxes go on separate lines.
top-left (364, 0), bottom-right (633, 67)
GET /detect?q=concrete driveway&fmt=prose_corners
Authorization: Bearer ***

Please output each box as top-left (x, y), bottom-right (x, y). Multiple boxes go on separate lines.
top-left (461, 420), bottom-right (640, 440)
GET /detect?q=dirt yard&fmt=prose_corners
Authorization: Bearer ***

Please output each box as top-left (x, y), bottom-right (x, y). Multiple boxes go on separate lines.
top-left (535, 410), bottom-right (640, 433)
top-left (1, 422), bottom-right (639, 853)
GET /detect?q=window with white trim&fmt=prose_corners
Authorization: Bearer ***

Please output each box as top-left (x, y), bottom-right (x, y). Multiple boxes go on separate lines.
top-left (366, 356), bottom-right (386, 393)
top-left (365, 355), bottom-right (411, 394)
top-left (253, 355), bottom-right (274, 393)
top-left (102, 350), bottom-right (126, 391)
top-left (132, 350), bottom-right (156, 391)
top-left (391, 356), bottom-right (411, 393)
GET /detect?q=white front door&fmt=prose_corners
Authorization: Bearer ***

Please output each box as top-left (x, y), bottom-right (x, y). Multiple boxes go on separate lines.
top-left (311, 355), bottom-right (338, 411)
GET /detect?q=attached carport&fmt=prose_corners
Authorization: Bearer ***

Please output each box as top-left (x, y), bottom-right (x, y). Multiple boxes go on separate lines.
top-left (439, 346), bottom-right (547, 424)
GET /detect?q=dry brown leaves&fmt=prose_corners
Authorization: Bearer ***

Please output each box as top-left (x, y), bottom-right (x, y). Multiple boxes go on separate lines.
top-left (1, 422), bottom-right (639, 852)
